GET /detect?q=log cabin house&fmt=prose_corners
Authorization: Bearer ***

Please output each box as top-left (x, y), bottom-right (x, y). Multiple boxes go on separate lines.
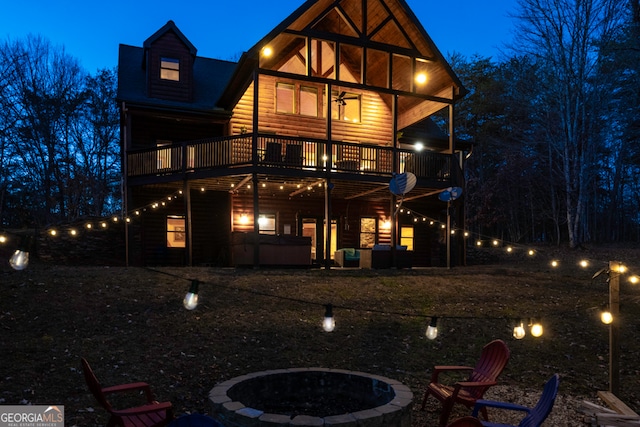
top-left (117, 0), bottom-right (468, 268)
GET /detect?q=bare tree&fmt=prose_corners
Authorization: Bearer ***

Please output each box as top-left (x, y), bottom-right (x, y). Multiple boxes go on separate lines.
top-left (511, 0), bottom-right (628, 247)
top-left (0, 35), bottom-right (119, 227)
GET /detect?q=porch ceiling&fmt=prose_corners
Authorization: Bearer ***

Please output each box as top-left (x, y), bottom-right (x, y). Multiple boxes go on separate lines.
top-left (153, 173), bottom-right (445, 203)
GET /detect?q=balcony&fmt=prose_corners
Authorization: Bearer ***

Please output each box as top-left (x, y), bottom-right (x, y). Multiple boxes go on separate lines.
top-left (126, 134), bottom-right (461, 185)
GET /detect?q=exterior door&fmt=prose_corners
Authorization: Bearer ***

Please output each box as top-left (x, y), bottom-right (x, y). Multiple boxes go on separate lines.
top-left (301, 217), bottom-right (337, 263)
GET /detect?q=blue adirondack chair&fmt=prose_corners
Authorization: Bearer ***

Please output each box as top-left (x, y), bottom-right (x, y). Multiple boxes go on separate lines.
top-left (471, 374), bottom-right (560, 427)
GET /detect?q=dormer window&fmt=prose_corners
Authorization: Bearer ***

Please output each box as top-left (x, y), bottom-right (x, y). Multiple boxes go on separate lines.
top-left (160, 57), bottom-right (180, 81)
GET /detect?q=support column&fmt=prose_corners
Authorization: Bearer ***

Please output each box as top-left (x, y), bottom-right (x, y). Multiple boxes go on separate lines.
top-left (183, 180), bottom-right (192, 266)
top-left (609, 261), bottom-right (621, 395)
top-left (252, 173), bottom-right (260, 269)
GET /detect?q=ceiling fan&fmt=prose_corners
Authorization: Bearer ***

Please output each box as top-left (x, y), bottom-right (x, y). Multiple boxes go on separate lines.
top-left (333, 91), bottom-right (358, 106)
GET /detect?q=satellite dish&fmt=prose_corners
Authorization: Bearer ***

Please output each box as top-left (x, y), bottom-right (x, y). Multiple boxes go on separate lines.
top-left (438, 186), bottom-right (463, 202)
top-left (389, 172), bottom-right (417, 196)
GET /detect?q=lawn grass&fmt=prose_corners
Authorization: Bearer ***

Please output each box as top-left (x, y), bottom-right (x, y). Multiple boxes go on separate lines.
top-left (1, 244), bottom-right (640, 426)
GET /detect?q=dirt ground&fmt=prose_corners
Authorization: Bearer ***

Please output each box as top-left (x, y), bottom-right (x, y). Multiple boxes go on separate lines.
top-left (1, 244), bottom-right (640, 426)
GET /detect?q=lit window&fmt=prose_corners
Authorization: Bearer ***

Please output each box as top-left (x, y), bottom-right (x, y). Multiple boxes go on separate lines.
top-left (360, 217), bottom-right (376, 248)
top-left (299, 86), bottom-right (318, 117)
top-left (276, 83), bottom-right (295, 114)
top-left (167, 216), bottom-right (185, 248)
top-left (259, 214), bottom-right (276, 235)
top-left (160, 57), bottom-right (180, 81)
top-left (400, 226), bottom-right (414, 250)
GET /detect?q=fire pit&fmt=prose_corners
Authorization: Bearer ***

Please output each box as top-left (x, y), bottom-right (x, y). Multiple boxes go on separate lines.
top-left (209, 368), bottom-right (413, 426)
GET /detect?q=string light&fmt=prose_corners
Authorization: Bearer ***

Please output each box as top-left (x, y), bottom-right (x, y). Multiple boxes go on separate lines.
top-left (513, 320), bottom-right (526, 340)
top-left (425, 317), bottom-right (438, 340)
top-left (183, 280), bottom-right (200, 310)
top-left (601, 307), bottom-right (613, 325)
top-left (530, 319), bottom-right (544, 337)
top-left (323, 304), bottom-right (335, 332)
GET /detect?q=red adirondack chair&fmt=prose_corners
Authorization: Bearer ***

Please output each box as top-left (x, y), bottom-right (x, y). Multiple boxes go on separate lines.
top-left (447, 416), bottom-right (484, 427)
top-left (81, 358), bottom-right (174, 427)
top-left (422, 339), bottom-right (511, 427)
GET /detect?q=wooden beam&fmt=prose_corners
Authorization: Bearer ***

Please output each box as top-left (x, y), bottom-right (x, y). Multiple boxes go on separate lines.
top-left (345, 184), bottom-right (388, 200)
top-left (289, 179), bottom-right (325, 197)
top-left (230, 175), bottom-right (252, 193)
top-left (597, 391), bottom-right (639, 417)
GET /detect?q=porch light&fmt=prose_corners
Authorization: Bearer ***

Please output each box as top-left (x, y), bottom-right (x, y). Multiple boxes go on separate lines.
top-left (528, 249), bottom-right (535, 256)
top-left (86, 223), bottom-right (93, 229)
top-left (262, 46), bottom-right (273, 57)
top-left (601, 307), bottom-right (613, 325)
top-left (381, 220), bottom-right (391, 230)
top-left (183, 280), bottom-right (200, 310)
top-left (49, 229), bottom-right (57, 236)
top-left (69, 229), bottom-right (77, 236)
top-left (239, 214), bottom-right (249, 225)
top-left (323, 304), bottom-right (335, 332)
top-left (492, 240), bottom-right (499, 246)
top-left (415, 72), bottom-right (427, 85)
top-left (0, 235), bottom-right (6, 243)
top-left (425, 317), bottom-right (438, 340)
top-left (506, 246), bottom-right (512, 252)
top-left (629, 276), bottom-right (639, 284)
top-left (476, 240), bottom-right (482, 246)
top-left (579, 259), bottom-right (589, 268)
top-left (414, 142), bottom-right (424, 152)
top-left (513, 320), bottom-right (526, 340)
top-left (550, 260), bottom-right (559, 268)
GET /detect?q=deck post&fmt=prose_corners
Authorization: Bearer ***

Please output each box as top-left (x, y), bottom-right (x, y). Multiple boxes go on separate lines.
top-left (609, 261), bottom-right (621, 395)
top-left (184, 180), bottom-right (192, 266)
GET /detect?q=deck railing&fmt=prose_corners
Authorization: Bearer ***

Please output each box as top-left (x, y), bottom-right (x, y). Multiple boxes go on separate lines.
top-left (126, 134), bottom-right (460, 183)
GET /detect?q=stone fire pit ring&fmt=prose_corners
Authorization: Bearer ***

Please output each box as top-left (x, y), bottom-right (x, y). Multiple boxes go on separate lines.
top-left (209, 368), bottom-right (413, 426)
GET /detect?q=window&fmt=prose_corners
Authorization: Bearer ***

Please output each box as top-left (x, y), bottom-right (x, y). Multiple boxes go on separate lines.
top-left (160, 57), bottom-right (180, 81)
top-left (276, 83), bottom-right (295, 114)
top-left (167, 216), bottom-right (185, 248)
top-left (276, 83), bottom-right (318, 117)
top-left (258, 214), bottom-right (276, 235)
top-left (299, 86), bottom-right (318, 116)
top-left (360, 217), bottom-right (376, 248)
top-left (400, 226), bottom-right (414, 250)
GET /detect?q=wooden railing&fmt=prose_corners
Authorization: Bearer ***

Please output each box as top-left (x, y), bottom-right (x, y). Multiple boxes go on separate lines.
top-left (126, 134), bottom-right (461, 183)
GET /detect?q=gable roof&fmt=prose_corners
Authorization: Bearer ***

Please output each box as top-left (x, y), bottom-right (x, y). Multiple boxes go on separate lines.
top-left (117, 44), bottom-right (236, 113)
top-left (218, 0), bottom-right (465, 108)
top-left (143, 20), bottom-right (197, 56)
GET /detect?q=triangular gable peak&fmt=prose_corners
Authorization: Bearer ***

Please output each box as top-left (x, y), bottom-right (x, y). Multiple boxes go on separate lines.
top-left (234, 0), bottom-right (464, 129)
top-left (142, 20), bottom-right (198, 102)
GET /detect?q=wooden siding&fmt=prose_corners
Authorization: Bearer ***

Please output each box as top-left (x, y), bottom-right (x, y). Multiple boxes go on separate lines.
top-left (146, 31), bottom-right (194, 102)
top-left (230, 75), bottom-right (394, 144)
top-left (129, 188), bottom-right (230, 266)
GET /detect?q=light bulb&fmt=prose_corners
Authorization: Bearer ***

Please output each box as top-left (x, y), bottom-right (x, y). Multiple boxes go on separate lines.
top-left (425, 317), bottom-right (438, 340)
top-left (513, 321), bottom-right (526, 340)
top-left (323, 304), bottom-right (335, 332)
top-left (530, 321), bottom-right (543, 337)
top-left (601, 310), bottom-right (613, 325)
top-left (183, 280), bottom-right (200, 310)
top-left (9, 250), bottom-right (29, 271)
